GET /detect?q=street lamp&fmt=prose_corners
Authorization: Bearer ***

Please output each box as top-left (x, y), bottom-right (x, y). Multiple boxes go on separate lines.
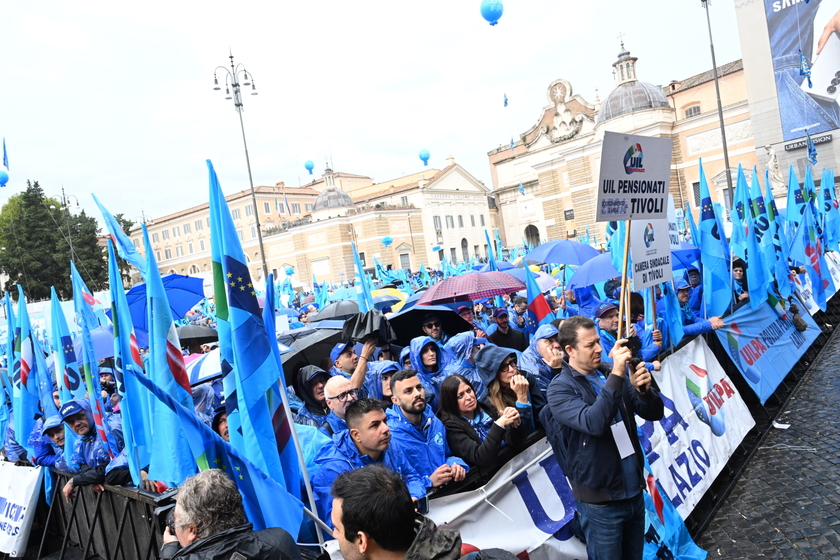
top-left (213, 52), bottom-right (269, 281)
top-left (701, 0), bottom-right (734, 210)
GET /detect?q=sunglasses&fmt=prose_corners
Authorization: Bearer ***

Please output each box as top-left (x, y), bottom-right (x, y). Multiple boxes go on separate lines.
top-left (423, 321), bottom-right (441, 329)
top-left (500, 359), bottom-right (517, 370)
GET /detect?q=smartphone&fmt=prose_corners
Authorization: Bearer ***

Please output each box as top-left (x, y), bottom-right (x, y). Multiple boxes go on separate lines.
top-left (416, 495), bottom-right (430, 515)
top-left (803, 31), bottom-right (840, 102)
top-left (153, 504), bottom-right (176, 536)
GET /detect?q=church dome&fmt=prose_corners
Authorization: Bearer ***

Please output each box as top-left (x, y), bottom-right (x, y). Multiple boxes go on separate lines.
top-left (313, 187), bottom-right (354, 212)
top-left (595, 43), bottom-right (671, 124)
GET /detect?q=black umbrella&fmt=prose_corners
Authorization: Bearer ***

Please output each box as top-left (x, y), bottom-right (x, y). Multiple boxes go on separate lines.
top-left (309, 300), bottom-right (360, 322)
top-left (280, 328), bottom-right (345, 383)
top-left (176, 324), bottom-right (219, 345)
top-left (388, 304), bottom-right (473, 346)
top-left (342, 310), bottom-right (397, 345)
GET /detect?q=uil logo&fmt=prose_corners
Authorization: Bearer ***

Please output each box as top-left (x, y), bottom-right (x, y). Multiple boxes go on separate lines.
top-left (434, 433), bottom-right (444, 446)
top-left (643, 223), bottom-right (655, 248)
top-left (623, 143), bottom-right (645, 174)
top-left (685, 364), bottom-right (726, 437)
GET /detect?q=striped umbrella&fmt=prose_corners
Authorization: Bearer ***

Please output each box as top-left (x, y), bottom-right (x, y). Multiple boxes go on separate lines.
top-left (417, 272), bottom-right (525, 305)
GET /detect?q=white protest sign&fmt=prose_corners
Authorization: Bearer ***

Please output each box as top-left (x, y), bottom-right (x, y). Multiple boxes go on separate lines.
top-left (630, 220), bottom-right (673, 290)
top-left (596, 131), bottom-right (673, 222)
top-left (0, 463), bottom-right (43, 556)
top-left (667, 194), bottom-right (682, 250)
top-left (637, 337), bottom-right (754, 519)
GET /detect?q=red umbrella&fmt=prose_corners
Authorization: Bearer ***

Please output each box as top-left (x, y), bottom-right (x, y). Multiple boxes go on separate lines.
top-left (417, 272), bottom-right (525, 305)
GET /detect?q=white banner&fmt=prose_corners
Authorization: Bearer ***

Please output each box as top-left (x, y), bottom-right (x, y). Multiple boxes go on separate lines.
top-left (667, 194), bottom-right (682, 250)
top-left (637, 337), bottom-right (754, 519)
top-left (428, 438), bottom-right (587, 558)
top-left (0, 462), bottom-right (43, 556)
top-left (630, 219), bottom-right (673, 290)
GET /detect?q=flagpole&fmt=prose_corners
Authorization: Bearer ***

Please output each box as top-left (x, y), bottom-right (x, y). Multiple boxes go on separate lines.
top-left (617, 220), bottom-right (632, 340)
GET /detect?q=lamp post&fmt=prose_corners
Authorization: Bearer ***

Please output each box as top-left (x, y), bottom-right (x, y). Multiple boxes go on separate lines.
top-left (213, 52), bottom-right (269, 281)
top-left (701, 0), bottom-right (734, 210)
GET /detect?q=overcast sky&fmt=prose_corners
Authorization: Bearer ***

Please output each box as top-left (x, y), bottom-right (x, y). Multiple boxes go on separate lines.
top-left (0, 1), bottom-right (742, 225)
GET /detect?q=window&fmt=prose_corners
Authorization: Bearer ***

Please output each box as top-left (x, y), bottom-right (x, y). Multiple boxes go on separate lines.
top-left (564, 209), bottom-right (575, 221)
top-left (401, 196), bottom-right (409, 206)
top-left (156, 251), bottom-right (161, 261)
top-left (358, 252), bottom-right (366, 267)
top-left (457, 216), bottom-right (463, 228)
top-left (692, 182), bottom-right (701, 207)
top-left (250, 225), bottom-right (257, 238)
top-left (305, 203), bottom-right (314, 212)
top-left (445, 216), bottom-right (454, 229)
top-left (292, 203), bottom-right (301, 214)
top-left (184, 223), bottom-right (191, 234)
top-left (133, 238), bottom-right (140, 248)
top-left (189, 265), bottom-right (200, 274)
top-left (162, 230), bottom-right (169, 241)
top-left (195, 219), bottom-right (203, 231)
top-left (173, 226), bottom-right (180, 238)
top-left (263, 202), bottom-right (271, 214)
top-left (199, 239), bottom-right (206, 251)
top-left (206, 217), bottom-right (210, 227)
top-left (480, 215), bottom-right (485, 226)
top-left (450, 248), bottom-right (458, 263)
top-left (245, 204), bottom-right (253, 217)
top-left (164, 248), bottom-right (172, 259)
top-left (188, 242), bottom-right (194, 254)
top-left (399, 253), bottom-right (411, 270)
top-left (152, 232), bottom-right (159, 243)
top-left (474, 245), bottom-right (479, 256)
top-left (685, 105), bottom-right (701, 118)
top-left (433, 216), bottom-right (442, 230)
top-left (236, 229), bottom-right (243, 240)
top-left (232, 208), bottom-right (241, 220)
top-left (470, 215), bottom-right (475, 227)
top-left (277, 202), bottom-right (285, 215)
top-left (176, 246), bottom-right (183, 257)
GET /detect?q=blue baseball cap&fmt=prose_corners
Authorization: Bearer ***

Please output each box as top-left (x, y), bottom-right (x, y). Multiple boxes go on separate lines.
top-left (674, 278), bottom-right (691, 291)
top-left (330, 343), bottom-right (350, 364)
top-left (42, 415), bottom-right (63, 435)
top-left (59, 401), bottom-right (84, 422)
top-left (493, 308), bottom-right (509, 318)
top-left (596, 301), bottom-right (617, 319)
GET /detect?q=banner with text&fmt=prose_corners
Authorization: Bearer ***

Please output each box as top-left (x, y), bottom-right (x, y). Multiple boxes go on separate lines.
top-left (715, 301), bottom-right (820, 404)
top-left (631, 219), bottom-right (673, 290)
top-left (0, 463), bottom-right (43, 557)
top-left (596, 132), bottom-right (673, 222)
top-left (637, 337), bottom-right (754, 519)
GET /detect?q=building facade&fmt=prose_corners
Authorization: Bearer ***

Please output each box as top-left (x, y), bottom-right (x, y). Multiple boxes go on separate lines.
top-left (488, 44), bottom-right (759, 248)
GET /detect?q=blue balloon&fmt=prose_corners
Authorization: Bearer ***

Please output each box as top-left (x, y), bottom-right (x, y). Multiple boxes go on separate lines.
top-left (304, 160), bottom-right (315, 175)
top-left (480, 0), bottom-right (504, 26)
top-left (285, 267), bottom-right (295, 276)
top-left (382, 236), bottom-right (393, 247)
top-left (419, 149), bottom-right (430, 166)
top-left (0, 169), bottom-right (7, 187)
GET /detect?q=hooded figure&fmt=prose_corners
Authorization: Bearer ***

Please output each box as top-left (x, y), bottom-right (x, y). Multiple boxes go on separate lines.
top-left (398, 346), bottom-right (412, 369)
top-left (191, 384), bottom-right (215, 426)
top-left (520, 324), bottom-right (561, 392)
top-left (408, 336), bottom-right (449, 411)
top-left (292, 365), bottom-right (330, 428)
top-left (365, 360), bottom-right (401, 402)
top-left (565, 286), bottom-right (602, 319)
top-left (441, 332), bottom-right (488, 401)
top-left (475, 344), bottom-right (545, 434)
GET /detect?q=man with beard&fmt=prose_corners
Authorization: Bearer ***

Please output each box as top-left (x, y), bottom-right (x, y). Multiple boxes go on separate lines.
top-left (386, 370), bottom-right (467, 492)
top-left (487, 308), bottom-right (528, 353)
top-left (312, 399), bottom-right (425, 528)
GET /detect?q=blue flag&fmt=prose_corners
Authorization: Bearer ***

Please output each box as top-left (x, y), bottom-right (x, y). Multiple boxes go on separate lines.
top-left (729, 165), bottom-right (750, 260)
top-left (93, 194), bottom-right (147, 276)
top-left (785, 165), bottom-right (806, 237)
top-left (352, 242), bottom-right (374, 313)
top-left (484, 230), bottom-right (499, 272)
top-left (660, 280), bottom-right (685, 348)
top-left (2, 138), bottom-right (7, 170)
top-left (764, 171), bottom-right (792, 299)
top-left (685, 204), bottom-right (700, 248)
top-left (821, 168), bottom-right (840, 251)
top-left (748, 169), bottom-right (776, 294)
top-left (806, 130), bottom-right (818, 165)
top-left (122, 358), bottom-right (304, 535)
top-left (49, 288), bottom-right (83, 468)
top-left (698, 160), bottom-right (732, 317)
top-left (523, 264), bottom-right (554, 335)
top-left (789, 203), bottom-right (834, 311)
top-left (207, 160), bottom-right (297, 488)
top-left (744, 216), bottom-right (769, 310)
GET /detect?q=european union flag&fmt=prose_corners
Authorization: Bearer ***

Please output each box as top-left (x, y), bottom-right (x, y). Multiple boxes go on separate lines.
top-left (524, 264), bottom-right (554, 335)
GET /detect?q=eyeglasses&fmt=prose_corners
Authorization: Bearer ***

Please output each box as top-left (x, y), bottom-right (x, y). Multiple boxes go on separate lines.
top-left (500, 359), bottom-right (517, 370)
top-left (423, 321), bottom-right (441, 329)
top-left (326, 388), bottom-right (359, 403)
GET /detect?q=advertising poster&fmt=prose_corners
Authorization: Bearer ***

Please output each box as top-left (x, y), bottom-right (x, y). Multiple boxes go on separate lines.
top-left (764, 0), bottom-right (840, 141)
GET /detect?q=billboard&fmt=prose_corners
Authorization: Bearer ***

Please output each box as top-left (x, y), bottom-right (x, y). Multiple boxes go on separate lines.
top-left (765, 0), bottom-right (840, 141)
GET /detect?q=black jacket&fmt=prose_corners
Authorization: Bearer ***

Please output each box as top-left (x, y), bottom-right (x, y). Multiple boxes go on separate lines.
top-left (543, 361), bottom-right (663, 503)
top-left (440, 403), bottom-right (528, 468)
top-left (159, 524), bottom-right (300, 560)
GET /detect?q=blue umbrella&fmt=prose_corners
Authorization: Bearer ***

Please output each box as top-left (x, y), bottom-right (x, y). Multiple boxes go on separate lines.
top-left (124, 274), bottom-right (206, 334)
top-left (568, 253), bottom-right (621, 289)
top-left (472, 261), bottom-right (517, 272)
top-left (525, 239), bottom-right (599, 266)
top-left (73, 325), bottom-right (114, 361)
top-left (500, 268), bottom-right (556, 292)
top-left (672, 242), bottom-right (701, 271)
top-left (329, 287), bottom-right (356, 301)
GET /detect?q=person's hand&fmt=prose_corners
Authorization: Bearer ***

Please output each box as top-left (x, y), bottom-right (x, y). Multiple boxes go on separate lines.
top-left (449, 464), bottom-right (466, 482)
top-left (140, 470), bottom-right (158, 493)
top-left (541, 347), bottom-right (565, 369)
top-left (475, 328), bottom-right (487, 338)
top-left (652, 329), bottom-right (662, 348)
top-left (429, 465), bottom-right (454, 487)
top-left (630, 360), bottom-right (652, 393)
top-left (558, 294), bottom-right (567, 310)
top-left (627, 325), bottom-right (637, 338)
top-left (517, 315), bottom-right (525, 327)
top-left (709, 317), bottom-right (726, 330)
top-left (738, 292), bottom-right (749, 301)
top-left (609, 339), bottom-right (632, 376)
top-left (163, 526), bottom-right (178, 544)
top-left (62, 480), bottom-right (75, 503)
top-left (510, 374), bottom-right (530, 403)
top-left (91, 483), bottom-right (105, 494)
top-left (817, 10), bottom-right (840, 54)
top-left (651, 360), bottom-right (661, 371)
top-left (495, 406), bottom-right (520, 428)
top-left (101, 390), bottom-right (108, 399)
top-left (360, 339), bottom-right (377, 361)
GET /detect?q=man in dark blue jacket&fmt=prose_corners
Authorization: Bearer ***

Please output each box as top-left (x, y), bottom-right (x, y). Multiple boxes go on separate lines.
top-left (543, 316), bottom-right (663, 560)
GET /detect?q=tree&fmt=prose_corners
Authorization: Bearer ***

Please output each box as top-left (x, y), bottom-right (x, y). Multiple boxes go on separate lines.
top-left (112, 213), bottom-right (136, 286)
top-left (0, 181), bottom-right (107, 301)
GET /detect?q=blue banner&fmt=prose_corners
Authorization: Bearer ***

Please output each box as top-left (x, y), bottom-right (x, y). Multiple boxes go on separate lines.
top-left (716, 301), bottom-right (819, 404)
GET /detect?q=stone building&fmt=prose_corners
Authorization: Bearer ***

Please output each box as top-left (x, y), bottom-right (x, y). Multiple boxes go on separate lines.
top-left (488, 43), bottom-right (758, 248)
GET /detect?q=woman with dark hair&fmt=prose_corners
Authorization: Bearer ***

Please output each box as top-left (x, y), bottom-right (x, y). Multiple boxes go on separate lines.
top-left (436, 374), bottom-right (527, 468)
top-left (733, 258), bottom-right (749, 302)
